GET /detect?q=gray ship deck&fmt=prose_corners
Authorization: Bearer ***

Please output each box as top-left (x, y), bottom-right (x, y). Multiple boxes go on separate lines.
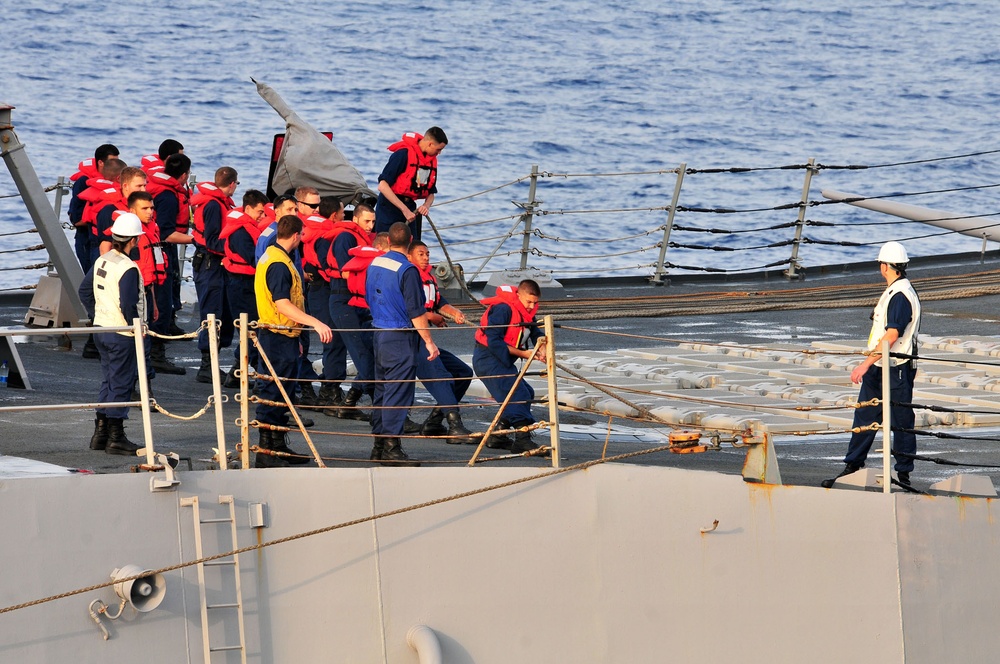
top-left (4, 251), bottom-right (1000, 491)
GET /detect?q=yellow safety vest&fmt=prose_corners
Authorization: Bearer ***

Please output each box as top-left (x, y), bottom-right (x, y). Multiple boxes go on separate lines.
top-left (255, 244), bottom-right (304, 338)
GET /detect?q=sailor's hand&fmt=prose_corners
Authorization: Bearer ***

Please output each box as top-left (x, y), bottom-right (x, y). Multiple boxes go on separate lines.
top-left (403, 207), bottom-right (417, 222)
top-left (452, 311), bottom-right (466, 325)
top-left (316, 323), bottom-right (333, 344)
top-left (417, 203), bottom-right (430, 216)
top-left (850, 364), bottom-right (867, 384)
top-left (425, 340), bottom-right (440, 361)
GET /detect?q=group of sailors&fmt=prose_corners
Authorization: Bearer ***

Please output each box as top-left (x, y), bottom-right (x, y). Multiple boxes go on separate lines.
top-left (70, 132), bottom-right (546, 465)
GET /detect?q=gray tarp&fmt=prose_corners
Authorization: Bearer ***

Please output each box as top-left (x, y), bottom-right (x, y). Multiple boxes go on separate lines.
top-left (253, 78), bottom-right (376, 201)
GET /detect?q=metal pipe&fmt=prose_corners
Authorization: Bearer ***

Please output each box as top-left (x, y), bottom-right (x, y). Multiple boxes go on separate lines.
top-left (0, 325), bottom-right (131, 337)
top-left (406, 625), bottom-right (443, 664)
top-left (238, 313), bottom-right (251, 470)
top-left (881, 338), bottom-right (891, 494)
top-left (650, 164), bottom-right (686, 285)
top-left (519, 164), bottom-right (539, 270)
top-left (544, 315), bottom-right (560, 468)
top-left (207, 313), bottom-right (228, 469)
top-left (785, 157), bottom-right (816, 280)
top-left (0, 401), bottom-right (142, 413)
top-left (133, 317), bottom-right (156, 466)
top-left (52, 175), bottom-right (67, 220)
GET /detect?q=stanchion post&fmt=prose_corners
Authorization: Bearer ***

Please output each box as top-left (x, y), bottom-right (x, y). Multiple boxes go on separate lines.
top-left (544, 315), bottom-right (561, 468)
top-left (133, 318), bottom-right (156, 466)
top-left (881, 338), bottom-right (892, 494)
top-left (238, 313), bottom-right (250, 470)
top-left (53, 175), bottom-right (67, 219)
top-left (784, 157), bottom-right (816, 280)
top-left (207, 313), bottom-right (228, 469)
top-left (519, 164), bottom-right (540, 270)
top-left (651, 163), bottom-right (686, 285)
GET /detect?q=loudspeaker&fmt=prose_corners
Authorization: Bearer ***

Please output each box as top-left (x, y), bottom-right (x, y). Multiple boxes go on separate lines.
top-left (111, 565), bottom-right (166, 613)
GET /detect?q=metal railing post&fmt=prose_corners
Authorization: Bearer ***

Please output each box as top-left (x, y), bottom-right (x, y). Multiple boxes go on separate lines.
top-left (881, 338), bottom-right (892, 494)
top-left (544, 315), bottom-right (560, 468)
top-left (133, 317), bottom-right (156, 466)
top-left (784, 157), bottom-right (817, 280)
top-left (238, 313), bottom-right (250, 470)
top-left (519, 165), bottom-right (540, 270)
top-left (651, 163), bottom-right (686, 285)
top-left (207, 313), bottom-right (228, 469)
top-left (52, 175), bottom-right (67, 220)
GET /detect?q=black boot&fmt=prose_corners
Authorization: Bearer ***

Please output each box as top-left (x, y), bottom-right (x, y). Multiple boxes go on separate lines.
top-left (446, 411), bottom-right (473, 443)
top-left (821, 464), bottom-right (863, 488)
top-left (510, 427), bottom-right (539, 454)
top-left (105, 418), bottom-right (142, 456)
top-left (421, 407), bottom-right (447, 436)
top-left (150, 338), bottom-right (187, 375)
top-left (82, 334), bottom-right (100, 359)
top-left (89, 413), bottom-right (108, 450)
top-left (403, 415), bottom-right (423, 434)
top-left (254, 429), bottom-right (290, 468)
top-left (337, 387), bottom-right (370, 421)
top-left (381, 438), bottom-right (420, 466)
top-left (299, 382), bottom-right (319, 409)
top-left (370, 436), bottom-right (385, 461)
top-left (269, 430), bottom-right (311, 465)
top-left (195, 351), bottom-right (225, 384)
top-left (484, 419), bottom-right (513, 450)
top-left (317, 383), bottom-right (345, 417)
top-left (223, 366), bottom-right (240, 389)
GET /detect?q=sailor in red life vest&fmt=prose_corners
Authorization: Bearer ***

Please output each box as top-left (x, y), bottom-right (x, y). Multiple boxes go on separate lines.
top-left (190, 166), bottom-right (238, 384)
top-left (473, 280), bottom-right (547, 453)
top-left (139, 138), bottom-right (184, 177)
top-left (218, 189), bottom-right (271, 386)
top-left (407, 241), bottom-right (475, 440)
top-left (326, 204), bottom-right (378, 420)
top-left (290, 186), bottom-right (326, 407)
top-left (341, 232), bottom-right (388, 309)
top-left (68, 143), bottom-right (119, 273)
top-left (80, 161), bottom-right (145, 267)
top-left (374, 127), bottom-right (448, 242)
top-left (301, 196), bottom-right (350, 412)
top-left (147, 153), bottom-right (194, 337)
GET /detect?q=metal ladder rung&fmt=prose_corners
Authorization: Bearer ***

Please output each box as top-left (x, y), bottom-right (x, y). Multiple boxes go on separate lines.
top-left (200, 517), bottom-right (234, 524)
top-left (207, 602), bottom-right (240, 609)
top-left (205, 560), bottom-right (236, 567)
top-left (210, 645), bottom-right (245, 652)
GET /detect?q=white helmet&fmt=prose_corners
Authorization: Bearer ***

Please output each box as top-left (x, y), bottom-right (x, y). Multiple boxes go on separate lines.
top-left (110, 213), bottom-right (144, 238)
top-left (877, 241), bottom-right (908, 265)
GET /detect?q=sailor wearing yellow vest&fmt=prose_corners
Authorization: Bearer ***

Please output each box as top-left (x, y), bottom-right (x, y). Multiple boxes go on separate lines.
top-left (253, 215), bottom-right (333, 468)
top-left (823, 241), bottom-right (921, 488)
top-left (89, 213), bottom-right (146, 457)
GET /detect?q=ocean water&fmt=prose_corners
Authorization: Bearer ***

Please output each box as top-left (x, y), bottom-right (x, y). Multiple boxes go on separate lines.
top-left (2, 0), bottom-right (998, 289)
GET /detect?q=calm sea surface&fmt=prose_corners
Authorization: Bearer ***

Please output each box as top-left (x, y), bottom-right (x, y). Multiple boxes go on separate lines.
top-left (2, 0), bottom-right (998, 288)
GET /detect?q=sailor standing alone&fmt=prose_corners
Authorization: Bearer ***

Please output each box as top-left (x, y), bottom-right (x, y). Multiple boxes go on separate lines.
top-left (823, 241), bottom-right (921, 488)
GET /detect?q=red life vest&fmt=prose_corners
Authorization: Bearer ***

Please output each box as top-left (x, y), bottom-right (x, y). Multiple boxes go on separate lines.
top-left (70, 159), bottom-right (101, 183)
top-left (79, 180), bottom-right (126, 235)
top-left (474, 285), bottom-right (538, 349)
top-left (220, 208), bottom-right (265, 276)
top-left (301, 215), bottom-right (336, 272)
top-left (416, 265), bottom-right (440, 311)
top-left (387, 132), bottom-right (438, 200)
top-left (341, 245), bottom-right (385, 309)
top-left (190, 182), bottom-right (234, 254)
top-left (322, 221), bottom-right (374, 281)
top-left (145, 170), bottom-right (191, 235)
top-left (111, 210), bottom-right (168, 287)
top-left (140, 154), bottom-right (165, 176)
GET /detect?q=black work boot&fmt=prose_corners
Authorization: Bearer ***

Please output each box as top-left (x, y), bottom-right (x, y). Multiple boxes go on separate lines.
top-left (403, 416), bottom-right (423, 434)
top-left (421, 408), bottom-right (447, 436)
top-left (254, 429), bottom-right (290, 468)
top-left (105, 418), bottom-right (142, 456)
top-left (337, 387), bottom-right (370, 421)
top-left (195, 350), bottom-right (225, 384)
top-left (370, 437), bottom-right (385, 461)
top-left (317, 383), bottom-right (345, 416)
top-left (484, 419), bottom-right (513, 450)
top-left (446, 411), bottom-right (473, 443)
top-left (150, 338), bottom-right (186, 375)
top-left (299, 382), bottom-right (319, 409)
top-left (897, 471), bottom-right (912, 486)
top-left (381, 438), bottom-right (420, 466)
top-left (89, 413), bottom-right (109, 450)
top-left (821, 464), bottom-right (863, 488)
top-left (510, 428), bottom-right (539, 454)
top-left (269, 430), bottom-right (311, 465)
top-left (223, 366), bottom-right (240, 389)
top-left (82, 334), bottom-right (100, 359)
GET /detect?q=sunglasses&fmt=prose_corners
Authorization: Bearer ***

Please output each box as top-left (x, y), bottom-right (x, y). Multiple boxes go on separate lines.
top-left (300, 201), bottom-right (321, 209)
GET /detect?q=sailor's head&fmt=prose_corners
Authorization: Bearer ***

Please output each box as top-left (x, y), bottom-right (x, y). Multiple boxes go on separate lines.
top-left (419, 126), bottom-right (448, 156)
top-left (877, 241), bottom-right (909, 277)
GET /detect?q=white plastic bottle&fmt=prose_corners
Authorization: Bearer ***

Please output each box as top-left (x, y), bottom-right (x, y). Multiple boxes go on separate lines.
top-left (0, 360), bottom-right (8, 389)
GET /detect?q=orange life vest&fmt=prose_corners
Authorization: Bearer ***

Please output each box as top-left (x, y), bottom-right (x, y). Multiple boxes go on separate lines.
top-left (70, 159), bottom-right (101, 183)
top-left (140, 154), bottom-right (165, 176)
top-left (145, 170), bottom-right (191, 234)
top-left (190, 182), bottom-right (234, 254)
top-left (416, 265), bottom-right (440, 311)
top-left (474, 285), bottom-right (538, 349)
top-left (322, 221), bottom-right (374, 281)
top-left (78, 178), bottom-right (123, 231)
top-left (301, 214), bottom-right (336, 272)
top-left (341, 245), bottom-right (385, 309)
top-left (387, 132), bottom-right (438, 200)
top-left (220, 208), bottom-right (265, 276)
top-left (111, 209), bottom-right (168, 287)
